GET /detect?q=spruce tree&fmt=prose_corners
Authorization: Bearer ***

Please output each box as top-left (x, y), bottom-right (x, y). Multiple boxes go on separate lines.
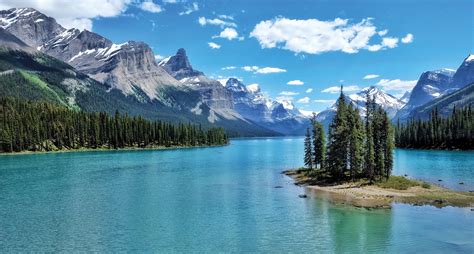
top-left (348, 105), bottom-right (364, 180)
top-left (364, 92), bottom-right (376, 182)
top-left (327, 87), bottom-right (349, 180)
top-left (304, 127), bottom-right (313, 169)
top-left (312, 116), bottom-right (326, 170)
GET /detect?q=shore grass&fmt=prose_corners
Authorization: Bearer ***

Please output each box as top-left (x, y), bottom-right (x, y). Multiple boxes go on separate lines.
top-left (0, 143), bottom-right (229, 156)
top-left (284, 168), bottom-right (474, 209)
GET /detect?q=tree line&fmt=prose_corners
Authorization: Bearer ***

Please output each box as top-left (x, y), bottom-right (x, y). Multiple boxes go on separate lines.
top-left (395, 105), bottom-right (473, 150)
top-left (304, 88), bottom-right (394, 182)
top-left (0, 97), bottom-right (228, 153)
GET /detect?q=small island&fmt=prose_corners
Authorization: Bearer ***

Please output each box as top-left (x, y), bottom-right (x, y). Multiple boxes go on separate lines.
top-left (285, 169), bottom-right (474, 209)
top-left (290, 89), bottom-right (474, 209)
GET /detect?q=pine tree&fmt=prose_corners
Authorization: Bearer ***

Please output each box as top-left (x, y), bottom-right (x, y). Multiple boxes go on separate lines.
top-left (304, 127), bottom-right (313, 169)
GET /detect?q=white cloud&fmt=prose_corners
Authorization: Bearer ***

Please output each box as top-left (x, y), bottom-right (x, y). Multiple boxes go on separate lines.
top-left (241, 66), bottom-right (286, 74)
top-left (363, 74), bottom-right (379, 79)
top-left (59, 18), bottom-right (92, 31)
top-left (376, 79), bottom-right (417, 92)
top-left (287, 80), bottom-right (304, 86)
top-left (221, 66), bottom-right (236, 70)
top-left (154, 54), bottom-right (164, 60)
top-left (276, 96), bottom-right (294, 102)
top-left (179, 2), bottom-right (199, 16)
top-left (246, 83), bottom-right (260, 93)
top-left (367, 36), bottom-right (399, 52)
top-left (218, 14), bottom-right (234, 20)
top-left (140, 1), bottom-right (163, 13)
top-left (0, 0), bottom-right (132, 31)
top-left (255, 67), bottom-right (286, 74)
top-left (250, 17), bottom-right (407, 54)
top-left (208, 42), bottom-right (221, 49)
top-left (279, 91), bottom-right (299, 96)
top-left (322, 85), bottom-right (360, 93)
top-left (401, 33), bottom-right (414, 44)
top-left (198, 17), bottom-right (236, 28)
top-left (314, 99), bottom-right (336, 104)
top-left (306, 88), bottom-right (313, 93)
top-left (378, 29), bottom-right (388, 36)
top-left (213, 27), bottom-right (243, 40)
top-left (297, 97), bottom-right (310, 104)
top-left (163, 0), bottom-right (178, 3)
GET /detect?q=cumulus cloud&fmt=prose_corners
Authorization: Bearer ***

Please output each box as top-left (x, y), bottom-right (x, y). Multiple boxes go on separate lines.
top-left (208, 42), bottom-right (221, 49)
top-left (198, 17), bottom-right (236, 27)
top-left (401, 33), bottom-right (414, 43)
top-left (140, 1), bottom-right (163, 13)
top-left (363, 74), bottom-right (379, 79)
top-left (322, 85), bottom-right (360, 93)
top-left (376, 79), bottom-right (417, 92)
top-left (378, 29), bottom-right (388, 36)
top-left (250, 17), bottom-right (413, 54)
top-left (213, 27), bottom-right (243, 40)
top-left (279, 91), bottom-right (299, 96)
top-left (367, 37), bottom-right (399, 52)
top-left (221, 66), bottom-right (236, 70)
top-left (0, 0), bottom-right (132, 31)
top-left (251, 17), bottom-right (409, 54)
top-left (241, 66), bottom-right (286, 74)
top-left (306, 88), bottom-right (313, 93)
top-left (179, 2), bottom-right (199, 16)
top-left (154, 54), bottom-right (164, 60)
top-left (287, 80), bottom-right (304, 86)
top-left (297, 97), bottom-right (310, 104)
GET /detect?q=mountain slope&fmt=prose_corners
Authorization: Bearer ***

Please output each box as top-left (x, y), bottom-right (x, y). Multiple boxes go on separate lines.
top-left (0, 8), bottom-right (279, 137)
top-left (395, 55), bottom-right (474, 121)
top-left (406, 82), bottom-right (474, 120)
top-left (224, 78), bottom-right (309, 135)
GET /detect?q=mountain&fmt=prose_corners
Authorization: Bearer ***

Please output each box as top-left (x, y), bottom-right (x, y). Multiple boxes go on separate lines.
top-left (395, 55), bottom-right (474, 121)
top-left (315, 86), bottom-right (404, 130)
top-left (406, 82), bottom-right (474, 120)
top-left (394, 69), bottom-right (455, 120)
top-left (224, 78), bottom-right (309, 135)
top-left (0, 7), bottom-right (279, 137)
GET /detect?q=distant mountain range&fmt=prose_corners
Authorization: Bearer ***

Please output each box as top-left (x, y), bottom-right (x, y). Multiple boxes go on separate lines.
top-left (0, 7), bottom-right (472, 136)
top-left (0, 7), bottom-right (309, 136)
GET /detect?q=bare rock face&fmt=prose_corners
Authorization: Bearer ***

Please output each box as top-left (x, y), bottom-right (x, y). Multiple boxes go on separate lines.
top-left (160, 48), bottom-right (243, 122)
top-left (0, 8), bottom-right (64, 48)
top-left (0, 8), bottom-right (183, 104)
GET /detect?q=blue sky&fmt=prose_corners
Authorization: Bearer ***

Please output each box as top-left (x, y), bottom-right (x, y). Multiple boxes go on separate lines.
top-left (1, 0), bottom-right (473, 112)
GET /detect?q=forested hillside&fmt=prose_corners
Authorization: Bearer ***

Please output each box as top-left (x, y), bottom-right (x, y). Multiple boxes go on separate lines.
top-left (0, 97), bottom-right (228, 153)
top-left (395, 105), bottom-right (473, 150)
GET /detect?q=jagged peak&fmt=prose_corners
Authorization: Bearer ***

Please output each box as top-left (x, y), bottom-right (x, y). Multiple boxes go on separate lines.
top-left (464, 54), bottom-right (474, 62)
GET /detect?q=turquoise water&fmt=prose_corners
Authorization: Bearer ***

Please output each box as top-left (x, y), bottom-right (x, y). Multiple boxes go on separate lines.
top-left (0, 137), bottom-right (473, 252)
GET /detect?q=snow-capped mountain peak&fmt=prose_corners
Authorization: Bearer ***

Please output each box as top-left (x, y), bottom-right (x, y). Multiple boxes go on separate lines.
top-left (465, 54), bottom-right (474, 62)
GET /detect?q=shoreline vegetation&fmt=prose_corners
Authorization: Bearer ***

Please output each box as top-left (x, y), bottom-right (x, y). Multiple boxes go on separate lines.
top-left (284, 168), bottom-right (474, 209)
top-left (0, 143), bottom-right (228, 156)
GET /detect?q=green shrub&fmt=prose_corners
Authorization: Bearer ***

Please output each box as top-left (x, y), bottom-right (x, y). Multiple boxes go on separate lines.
top-left (376, 176), bottom-right (420, 190)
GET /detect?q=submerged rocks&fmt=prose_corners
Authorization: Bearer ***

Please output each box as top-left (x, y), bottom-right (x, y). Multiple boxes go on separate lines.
top-left (298, 194), bottom-right (308, 198)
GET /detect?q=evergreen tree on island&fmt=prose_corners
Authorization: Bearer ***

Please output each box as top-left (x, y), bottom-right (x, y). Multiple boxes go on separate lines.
top-left (303, 86), bottom-right (394, 183)
top-left (311, 114), bottom-right (326, 169)
top-left (304, 127), bottom-right (313, 170)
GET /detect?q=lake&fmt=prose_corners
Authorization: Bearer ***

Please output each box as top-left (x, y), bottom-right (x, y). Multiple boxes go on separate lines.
top-left (0, 137), bottom-right (473, 252)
